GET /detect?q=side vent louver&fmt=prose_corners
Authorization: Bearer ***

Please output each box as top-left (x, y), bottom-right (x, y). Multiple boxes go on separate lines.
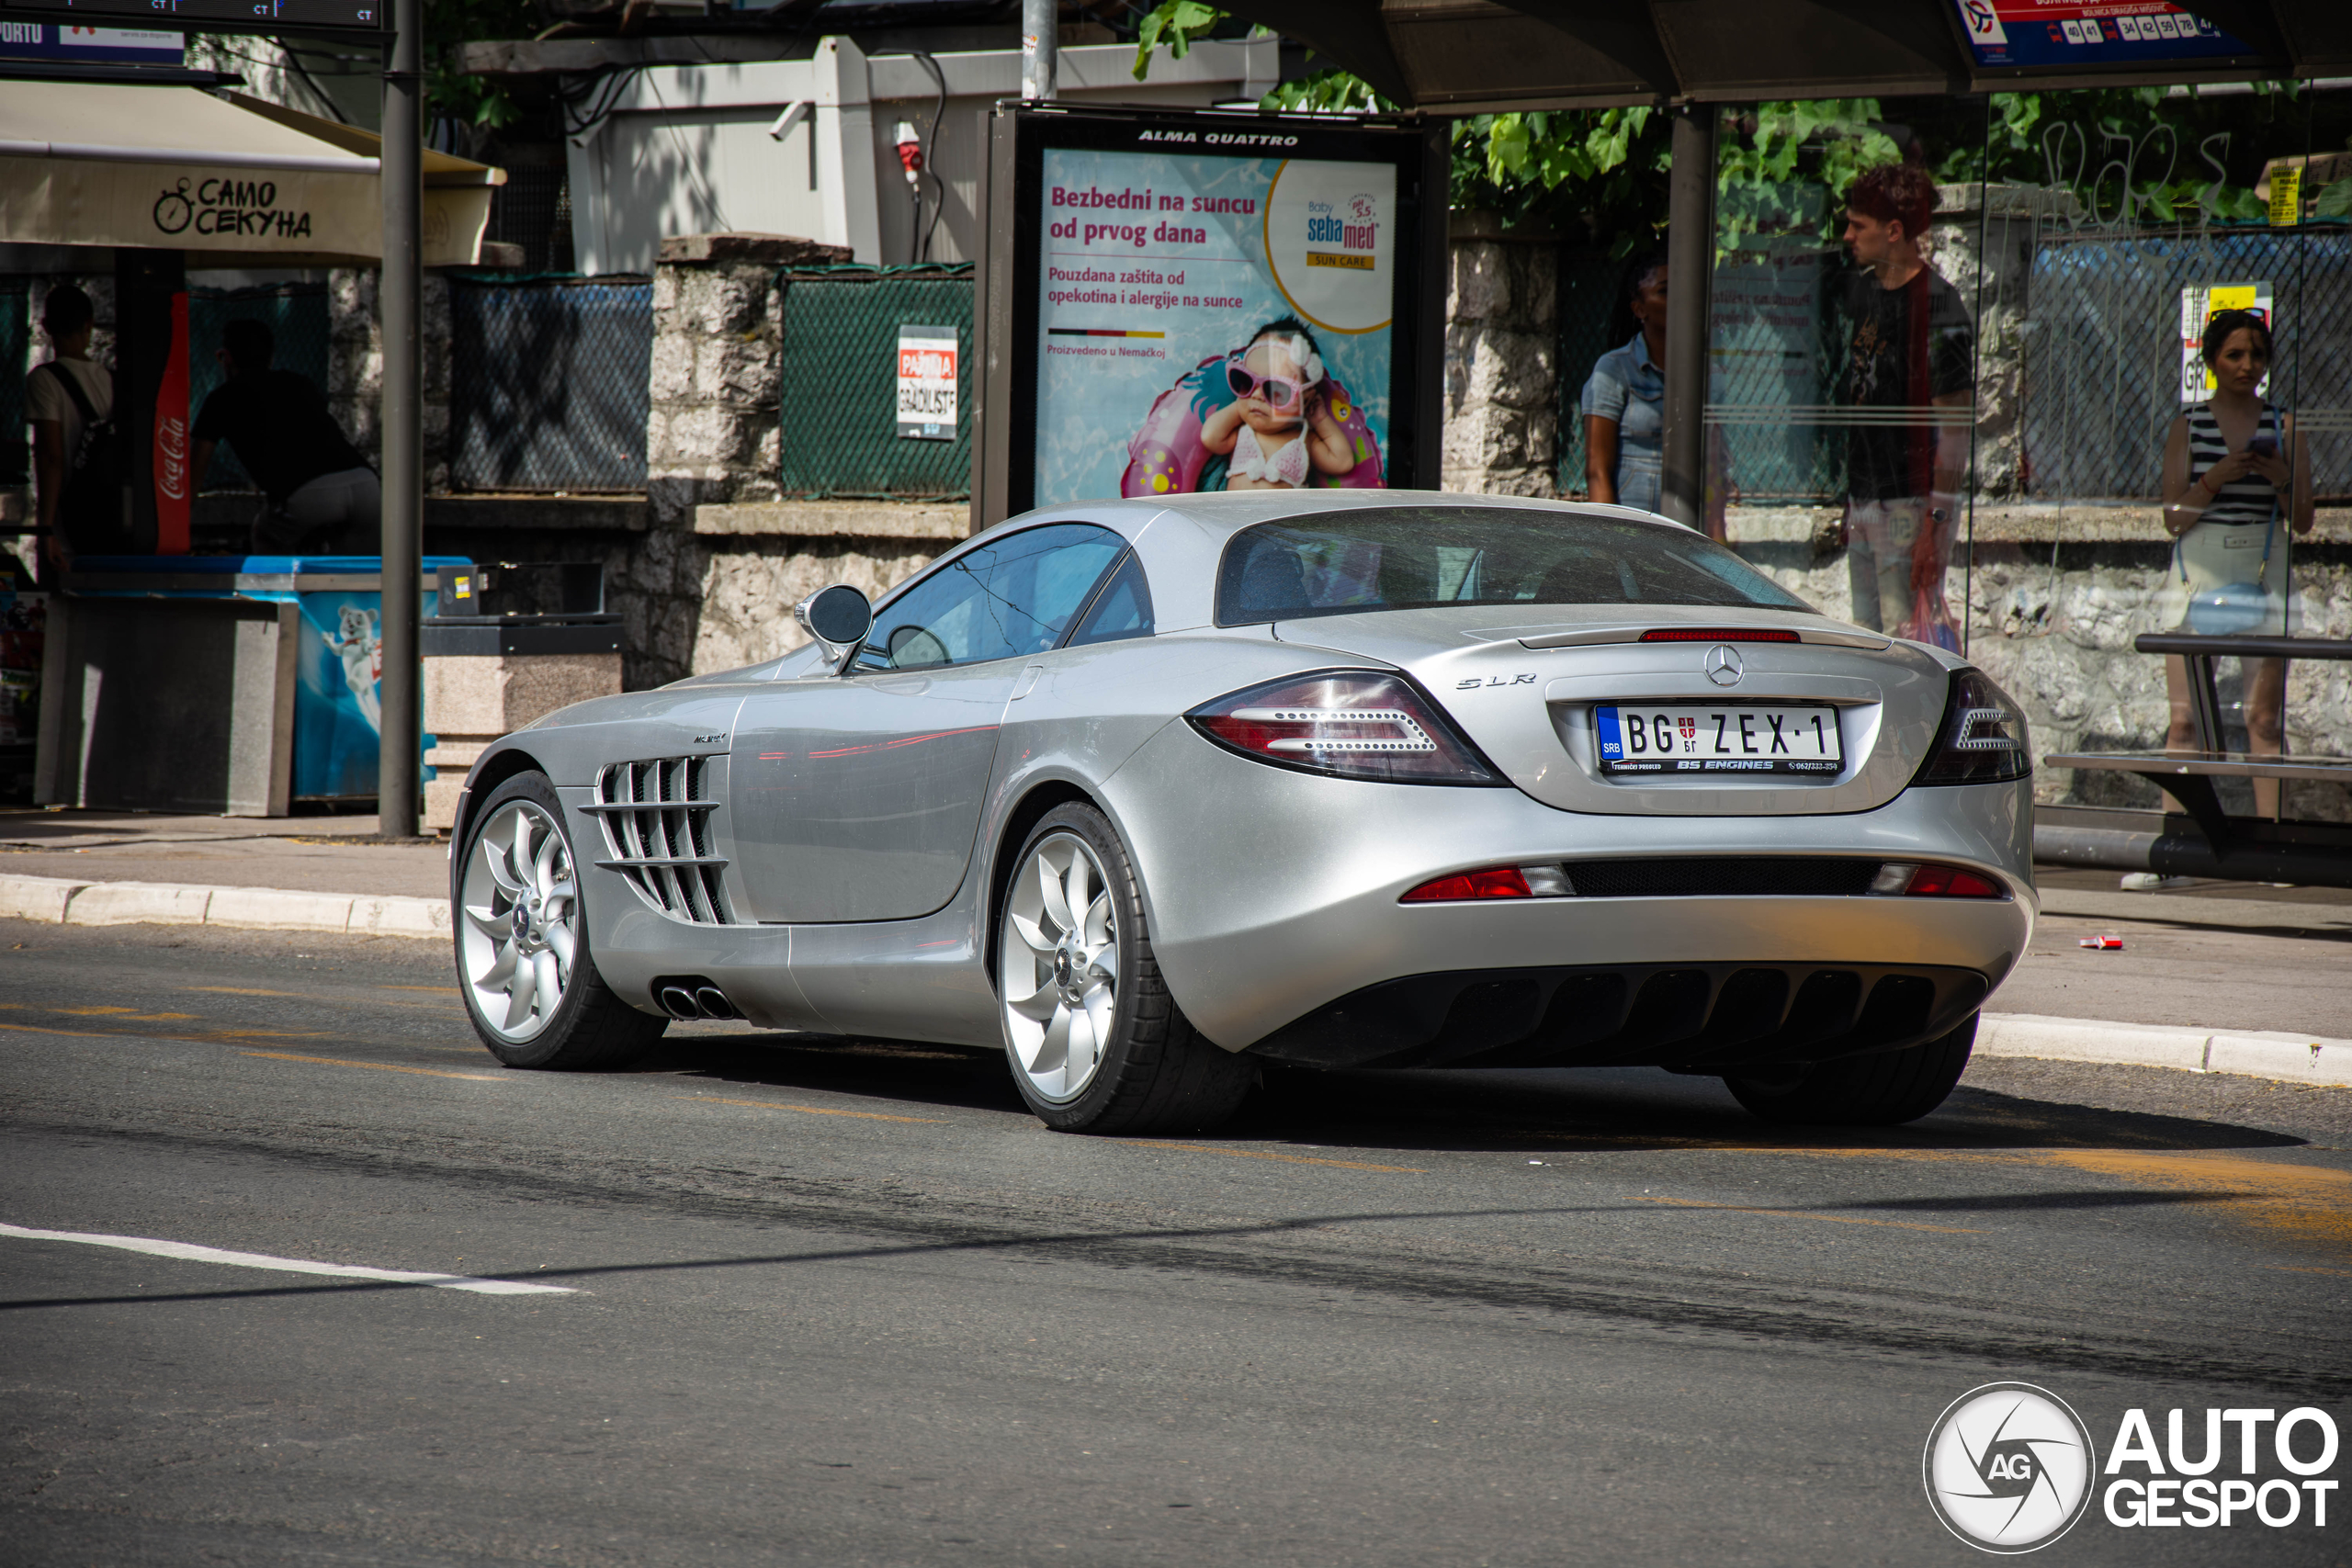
top-left (585, 758), bottom-right (733, 924)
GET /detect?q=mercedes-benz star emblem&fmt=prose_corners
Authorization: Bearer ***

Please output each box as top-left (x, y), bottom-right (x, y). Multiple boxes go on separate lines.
top-left (1703, 645), bottom-right (1745, 686)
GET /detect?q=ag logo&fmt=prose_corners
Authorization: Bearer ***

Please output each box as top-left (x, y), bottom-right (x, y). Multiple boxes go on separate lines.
top-left (1924, 1382), bottom-right (2098, 1552)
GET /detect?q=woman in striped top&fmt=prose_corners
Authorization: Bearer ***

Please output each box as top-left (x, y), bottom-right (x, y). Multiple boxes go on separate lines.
top-left (2157, 309), bottom-right (2314, 819)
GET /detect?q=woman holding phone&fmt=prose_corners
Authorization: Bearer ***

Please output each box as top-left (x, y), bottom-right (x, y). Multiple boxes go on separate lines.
top-left (2155, 308), bottom-right (2314, 824)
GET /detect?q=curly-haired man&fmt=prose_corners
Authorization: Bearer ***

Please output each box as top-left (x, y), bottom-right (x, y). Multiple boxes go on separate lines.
top-left (1837, 161), bottom-right (1974, 641)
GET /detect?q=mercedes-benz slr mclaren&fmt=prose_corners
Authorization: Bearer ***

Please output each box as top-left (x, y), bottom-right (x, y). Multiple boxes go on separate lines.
top-left (448, 492), bottom-right (2034, 1132)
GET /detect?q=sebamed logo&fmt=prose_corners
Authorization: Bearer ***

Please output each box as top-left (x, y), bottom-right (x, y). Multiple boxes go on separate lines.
top-left (1923, 1382), bottom-right (2097, 1552)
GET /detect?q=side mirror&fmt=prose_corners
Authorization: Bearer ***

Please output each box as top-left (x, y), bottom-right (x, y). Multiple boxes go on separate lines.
top-left (794, 583), bottom-right (873, 671)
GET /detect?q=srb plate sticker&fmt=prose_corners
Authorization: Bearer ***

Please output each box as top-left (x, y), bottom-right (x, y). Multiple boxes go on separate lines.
top-left (1596, 705), bottom-right (1842, 776)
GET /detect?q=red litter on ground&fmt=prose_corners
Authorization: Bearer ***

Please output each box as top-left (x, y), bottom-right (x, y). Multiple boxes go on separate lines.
top-left (2078, 935), bottom-right (2124, 950)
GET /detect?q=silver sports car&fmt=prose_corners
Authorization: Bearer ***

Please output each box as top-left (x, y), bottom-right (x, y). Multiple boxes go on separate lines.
top-left (449, 491), bottom-right (2034, 1133)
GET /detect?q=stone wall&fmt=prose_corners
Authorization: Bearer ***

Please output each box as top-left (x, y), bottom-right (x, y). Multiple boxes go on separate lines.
top-left (326, 267), bottom-right (453, 493)
top-left (1729, 504), bottom-right (2352, 820)
top-left (1442, 216), bottom-right (1559, 497)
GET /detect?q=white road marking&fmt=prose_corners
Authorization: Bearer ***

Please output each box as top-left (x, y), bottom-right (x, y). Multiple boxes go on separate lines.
top-left (0, 1223), bottom-right (574, 1296)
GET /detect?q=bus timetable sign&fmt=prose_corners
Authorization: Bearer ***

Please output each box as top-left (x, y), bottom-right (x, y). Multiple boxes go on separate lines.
top-left (0, 0), bottom-right (386, 40)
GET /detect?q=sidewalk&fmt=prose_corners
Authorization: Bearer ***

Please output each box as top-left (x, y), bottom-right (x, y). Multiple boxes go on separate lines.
top-left (1, 808), bottom-right (2345, 1087)
top-left (0, 807), bottom-right (448, 938)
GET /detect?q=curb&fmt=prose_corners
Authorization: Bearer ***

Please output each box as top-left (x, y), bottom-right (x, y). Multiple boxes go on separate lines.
top-left (1978, 1011), bottom-right (2352, 1089)
top-left (2, 867), bottom-right (2345, 1089)
top-left (0, 873), bottom-right (447, 942)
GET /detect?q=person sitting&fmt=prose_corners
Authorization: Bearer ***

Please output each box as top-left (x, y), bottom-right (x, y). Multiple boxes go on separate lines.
top-left (191, 319), bottom-right (380, 555)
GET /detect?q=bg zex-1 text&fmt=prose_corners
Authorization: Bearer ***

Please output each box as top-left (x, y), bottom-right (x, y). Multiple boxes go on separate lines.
top-left (1596, 705), bottom-right (1842, 776)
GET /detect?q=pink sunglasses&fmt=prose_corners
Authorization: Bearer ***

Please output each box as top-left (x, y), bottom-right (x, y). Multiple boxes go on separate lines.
top-left (1226, 355), bottom-right (1315, 413)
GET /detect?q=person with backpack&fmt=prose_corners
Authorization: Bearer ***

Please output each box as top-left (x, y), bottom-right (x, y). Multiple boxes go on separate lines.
top-left (191, 318), bottom-right (379, 556)
top-left (24, 285), bottom-right (127, 582)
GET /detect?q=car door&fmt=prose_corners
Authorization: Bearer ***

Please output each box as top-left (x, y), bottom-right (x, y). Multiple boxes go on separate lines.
top-left (729, 523), bottom-right (1129, 923)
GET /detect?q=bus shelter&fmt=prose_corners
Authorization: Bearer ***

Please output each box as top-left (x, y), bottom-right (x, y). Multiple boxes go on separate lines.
top-left (1214, 0), bottom-right (2352, 878)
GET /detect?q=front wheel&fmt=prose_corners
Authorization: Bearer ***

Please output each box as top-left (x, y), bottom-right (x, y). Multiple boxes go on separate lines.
top-left (456, 772), bottom-right (667, 1069)
top-left (1724, 1014), bottom-right (1976, 1127)
top-left (998, 803), bottom-right (1256, 1134)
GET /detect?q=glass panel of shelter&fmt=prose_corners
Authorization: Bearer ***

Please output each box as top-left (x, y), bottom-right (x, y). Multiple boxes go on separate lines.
top-left (1690, 86), bottom-right (2347, 834)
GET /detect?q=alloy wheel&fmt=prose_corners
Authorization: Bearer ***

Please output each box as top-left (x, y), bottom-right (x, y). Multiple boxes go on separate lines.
top-left (459, 800), bottom-right (580, 1043)
top-left (1001, 831), bottom-right (1118, 1102)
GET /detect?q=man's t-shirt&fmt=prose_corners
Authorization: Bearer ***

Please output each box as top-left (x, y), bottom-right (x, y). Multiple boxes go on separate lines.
top-left (1838, 266), bottom-right (1973, 502)
top-left (192, 369), bottom-right (367, 503)
top-left (24, 357), bottom-right (114, 468)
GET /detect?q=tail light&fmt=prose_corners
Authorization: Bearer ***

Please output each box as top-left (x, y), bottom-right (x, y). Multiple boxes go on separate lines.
top-left (1915, 669), bottom-right (2031, 786)
top-left (1870, 862), bottom-right (2005, 898)
top-left (1401, 864), bottom-right (1573, 903)
top-left (1638, 627), bottom-right (1801, 643)
top-left (1187, 671), bottom-right (1503, 785)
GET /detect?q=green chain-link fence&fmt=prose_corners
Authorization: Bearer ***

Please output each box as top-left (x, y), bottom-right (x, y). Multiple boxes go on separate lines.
top-left (449, 275), bottom-right (651, 492)
top-left (0, 284), bottom-right (28, 485)
top-left (775, 265), bottom-right (973, 501)
top-left (189, 283), bottom-right (333, 492)
top-left (1554, 254), bottom-right (1620, 497)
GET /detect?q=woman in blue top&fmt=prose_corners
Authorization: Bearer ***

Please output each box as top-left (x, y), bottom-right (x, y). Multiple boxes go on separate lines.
top-left (1580, 251), bottom-right (1727, 536)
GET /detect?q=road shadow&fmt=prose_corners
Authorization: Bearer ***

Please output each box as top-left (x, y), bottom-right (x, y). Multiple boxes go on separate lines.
top-left (629, 1028), bottom-right (2309, 1156)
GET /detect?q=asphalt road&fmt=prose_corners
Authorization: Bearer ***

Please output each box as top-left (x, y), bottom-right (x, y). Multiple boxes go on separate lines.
top-left (2, 919), bottom-right (2347, 1567)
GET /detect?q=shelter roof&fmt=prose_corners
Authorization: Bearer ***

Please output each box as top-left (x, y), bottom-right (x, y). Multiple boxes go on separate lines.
top-left (1212, 0), bottom-right (2352, 112)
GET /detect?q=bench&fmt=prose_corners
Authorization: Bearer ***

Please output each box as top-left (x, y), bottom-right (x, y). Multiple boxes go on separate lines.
top-left (2041, 632), bottom-right (2352, 889)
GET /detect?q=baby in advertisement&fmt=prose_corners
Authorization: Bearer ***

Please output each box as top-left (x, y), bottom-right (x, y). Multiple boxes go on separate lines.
top-left (1199, 320), bottom-right (1359, 490)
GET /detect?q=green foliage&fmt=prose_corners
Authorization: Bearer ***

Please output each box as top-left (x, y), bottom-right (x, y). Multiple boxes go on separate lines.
top-left (1261, 68), bottom-right (1396, 116)
top-left (1131, 0), bottom-right (1229, 82)
top-left (2318, 176), bottom-right (2352, 220)
top-left (1452, 107), bottom-right (1672, 251)
top-left (427, 0), bottom-right (539, 128)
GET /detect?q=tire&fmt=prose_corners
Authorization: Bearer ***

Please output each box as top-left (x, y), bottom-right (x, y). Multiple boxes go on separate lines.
top-left (454, 771), bottom-right (667, 1070)
top-left (997, 802), bottom-right (1257, 1134)
top-left (1723, 1013), bottom-right (1976, 1127)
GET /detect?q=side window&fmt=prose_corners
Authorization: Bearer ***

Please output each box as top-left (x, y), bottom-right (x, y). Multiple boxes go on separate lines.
top-left (855, 524), bottom-right (1125, 672)
top-left (1066, 550), bottom-right (1155, 647)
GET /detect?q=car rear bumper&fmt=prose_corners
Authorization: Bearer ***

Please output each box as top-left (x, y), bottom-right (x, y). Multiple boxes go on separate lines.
top-left (1100, 723), bottom-right (2035, 1055)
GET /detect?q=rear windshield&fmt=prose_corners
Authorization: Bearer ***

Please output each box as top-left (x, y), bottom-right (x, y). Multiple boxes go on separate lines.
top-left (1215, 506), bottom-right (1814, 626)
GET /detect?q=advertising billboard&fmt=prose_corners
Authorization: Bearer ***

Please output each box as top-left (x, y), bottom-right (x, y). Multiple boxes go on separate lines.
top-left (975, 107), bottom-right (1444, 526)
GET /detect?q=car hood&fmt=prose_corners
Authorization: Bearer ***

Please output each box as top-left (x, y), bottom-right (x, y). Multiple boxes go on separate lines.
top-left (1272, 603), bottom-right (1961, 817)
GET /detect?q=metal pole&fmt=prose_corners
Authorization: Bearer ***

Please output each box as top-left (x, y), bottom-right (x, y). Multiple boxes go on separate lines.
top-left (378, 0), bottom-right (423, 837)
top-left (1660, 103), bottom-right (1717, 531)
top-left (1021, 0), bottom-right (1057, 100)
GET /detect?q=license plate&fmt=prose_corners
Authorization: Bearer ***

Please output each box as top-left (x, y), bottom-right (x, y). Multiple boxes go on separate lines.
top-left (1595, 705), bottom-right (1842, 776)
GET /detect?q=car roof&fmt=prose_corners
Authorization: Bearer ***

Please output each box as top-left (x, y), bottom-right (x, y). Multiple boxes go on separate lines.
top-left (977, 489), bottom-right (1695, 550)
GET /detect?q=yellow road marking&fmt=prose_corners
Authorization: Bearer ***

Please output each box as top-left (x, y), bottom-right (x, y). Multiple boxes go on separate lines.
top-left (49, 1005), bottom-right (140, 1016)
top-left (1696, 1145), bottom-right (2352, 1263)
top-left (239, 1050), bottom-right (505, 1082)
top-left (1117, 1140), bottom-right (1427, 1174)
top-left (2269, 1264), bottom-right (2352, 1277)
top-left (0, 1021), bottom-right (121, 1039)
top-left (672, 1093), bottom-right (945, 1124)
top-left (1627, 1194), bottom-right (1984, 1234)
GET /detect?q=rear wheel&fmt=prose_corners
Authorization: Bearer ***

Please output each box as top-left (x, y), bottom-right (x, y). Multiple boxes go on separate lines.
top-left (1724, 1014), bottom-right (1976, 1127)
top-left (998, 803), bottom-right (1256, 1134)
top-left (456, 772), bottom-right (667, 1069)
